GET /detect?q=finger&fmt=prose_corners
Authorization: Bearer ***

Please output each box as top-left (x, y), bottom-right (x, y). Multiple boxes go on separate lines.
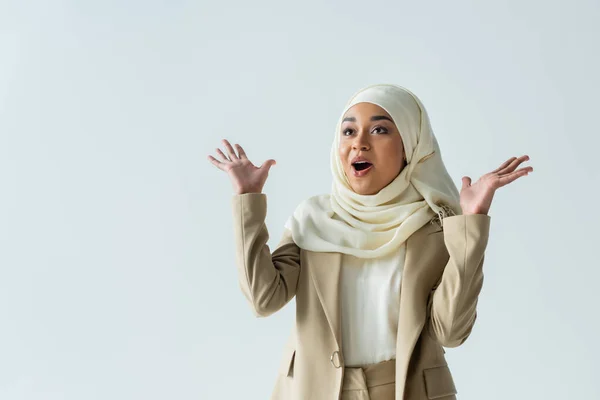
top-left (497, 157), bottom-right (522, 175)
top-left (461, 176), bottom-right (472, 190)
top-left (207, 155), bottom-right (225, 170)
top-left (215, 148), bottom-right (230, 162)
top-left (235, 144), bottom-right (248, 160)
top-left (491, 157), bottom-right (516, 174)
top-left (497, 167), bottom-right (531, 187)
top-left (260, 159), bottom-right (276, 171)
top-left (222, 139), bottom-right (240, 160)
top-left (498, 155), bottom-right (530, 175)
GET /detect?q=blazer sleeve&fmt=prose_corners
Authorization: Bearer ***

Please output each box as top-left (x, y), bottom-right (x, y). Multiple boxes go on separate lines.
top-left (425, 213), bottom-right (491, 348)
top-left (231, 192), bottom-right (301, 318)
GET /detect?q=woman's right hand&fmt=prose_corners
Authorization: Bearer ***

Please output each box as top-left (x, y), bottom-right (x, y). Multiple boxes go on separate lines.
top-left (207, 139), bottom-right (276, 195)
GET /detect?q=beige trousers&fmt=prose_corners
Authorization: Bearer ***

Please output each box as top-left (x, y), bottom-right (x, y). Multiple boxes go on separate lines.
top-left (340, 358), bottom-right (396, 400)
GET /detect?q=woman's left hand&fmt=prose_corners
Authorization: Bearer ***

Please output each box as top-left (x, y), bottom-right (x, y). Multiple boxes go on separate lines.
top-left (459, 155), bottom-right (533, 215)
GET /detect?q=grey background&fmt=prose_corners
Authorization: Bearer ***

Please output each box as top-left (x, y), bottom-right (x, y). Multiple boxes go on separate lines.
top-left (1, 0), bottom-right (598, 399)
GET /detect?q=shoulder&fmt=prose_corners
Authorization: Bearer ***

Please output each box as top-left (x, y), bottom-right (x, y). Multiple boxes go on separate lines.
top-left (408, 203), bottom-right (460, 242)
top-left (412, 215), bottom-right (445, 240)
top-left (406, 216), bottom-right (447, 258)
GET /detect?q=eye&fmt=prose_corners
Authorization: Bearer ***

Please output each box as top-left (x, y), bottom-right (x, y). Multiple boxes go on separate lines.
top-left (372, 126), bottom-right (387, 134)
top-left (342, 126), bottom-right (387, 136)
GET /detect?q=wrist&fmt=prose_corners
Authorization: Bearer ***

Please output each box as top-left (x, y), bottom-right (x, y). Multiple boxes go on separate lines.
top-left (235, 187), bottom-right (263, 195)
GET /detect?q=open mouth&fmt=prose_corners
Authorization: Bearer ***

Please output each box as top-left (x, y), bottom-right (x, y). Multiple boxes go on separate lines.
top-left (352, 161), bottom-right (373, 171)
top-left (351, 161), bottom-right (373, 177)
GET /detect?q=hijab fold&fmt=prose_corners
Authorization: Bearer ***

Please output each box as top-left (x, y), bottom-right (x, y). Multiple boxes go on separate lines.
top-left (284, 84), bottom-right (461, 259)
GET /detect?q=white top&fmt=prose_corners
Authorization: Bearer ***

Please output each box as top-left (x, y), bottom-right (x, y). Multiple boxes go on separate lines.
top-left (339, 243), bottom-right (406, 367)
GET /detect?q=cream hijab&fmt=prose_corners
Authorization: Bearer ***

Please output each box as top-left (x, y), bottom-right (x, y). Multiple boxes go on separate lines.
top-left (284, 84), bottom-right (461, 259)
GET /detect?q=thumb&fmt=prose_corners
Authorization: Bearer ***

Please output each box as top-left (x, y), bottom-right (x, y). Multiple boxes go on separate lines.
top-left (461, 176), bottom-right (472, 189)
top-left (261, 159), bottom-right (277, 171)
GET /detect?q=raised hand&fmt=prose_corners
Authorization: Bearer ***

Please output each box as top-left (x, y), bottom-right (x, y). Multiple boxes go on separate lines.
top-left (207, 139), bottom-right (277, 195)
top-left (459, 155), bottom-right (533, 215)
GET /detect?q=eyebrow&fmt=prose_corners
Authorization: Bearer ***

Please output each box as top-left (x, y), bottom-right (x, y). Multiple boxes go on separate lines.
top-left (342, 115), bottom-right (393, 123)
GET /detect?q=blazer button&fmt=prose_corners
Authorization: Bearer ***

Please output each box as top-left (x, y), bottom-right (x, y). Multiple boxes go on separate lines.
top-left (330, 350), bottom-right (342, 368)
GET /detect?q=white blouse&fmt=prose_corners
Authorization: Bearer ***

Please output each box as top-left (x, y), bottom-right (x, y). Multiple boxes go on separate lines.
top-left (339, 243), bottom-right (406, 367)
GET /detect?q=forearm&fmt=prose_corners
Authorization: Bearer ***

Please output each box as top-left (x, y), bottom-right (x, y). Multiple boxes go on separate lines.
top-left (231, 193), bottom-right (300, 317)
top-left (426, 213), bottom-right (491, 348)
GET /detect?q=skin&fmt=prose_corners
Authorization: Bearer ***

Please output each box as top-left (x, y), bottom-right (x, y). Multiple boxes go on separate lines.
top-left (459, 155), bottom-right (532, 215)
top-left (208, 107), bottom-right (533, 215)
top-left (338, 102), bottom-right (407, 195)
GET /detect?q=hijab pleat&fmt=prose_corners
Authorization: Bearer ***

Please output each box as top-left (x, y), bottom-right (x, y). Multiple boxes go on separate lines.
top-left (284, 84), bottom-right (461, 259)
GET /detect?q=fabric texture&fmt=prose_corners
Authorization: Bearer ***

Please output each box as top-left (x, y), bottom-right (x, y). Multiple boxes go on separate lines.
top-left (341, 358), bottom-right (396, 400)
top-left (340, 247), bottom-right (405, 366)
top-left (231, 192), bottom-right (489, 399)
top-left (284, 83), bottom-right (461, 258)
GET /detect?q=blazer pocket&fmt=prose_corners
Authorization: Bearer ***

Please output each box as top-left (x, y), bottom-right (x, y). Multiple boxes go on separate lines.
top-left (423, 365), bottom-right (457, 399)
top-left (278, 346), bottom-right (296, 377)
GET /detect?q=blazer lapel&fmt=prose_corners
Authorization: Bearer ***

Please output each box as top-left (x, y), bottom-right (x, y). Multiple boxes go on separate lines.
top-left (308, 251), bottom-right (342, 349)
top-left (395, 223), bottom-right (442, 400)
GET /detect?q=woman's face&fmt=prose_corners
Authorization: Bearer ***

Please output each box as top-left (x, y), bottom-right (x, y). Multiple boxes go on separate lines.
top-left (339, 102), bottom-right (406, 195)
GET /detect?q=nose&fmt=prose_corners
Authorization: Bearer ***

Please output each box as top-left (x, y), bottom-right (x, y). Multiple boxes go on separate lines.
top-left (351, 131), bottom-right (370, 151)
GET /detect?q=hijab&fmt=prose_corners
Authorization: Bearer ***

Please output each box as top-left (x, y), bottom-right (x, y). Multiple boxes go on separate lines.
top-left (284, 84), bottom-right (461, 259)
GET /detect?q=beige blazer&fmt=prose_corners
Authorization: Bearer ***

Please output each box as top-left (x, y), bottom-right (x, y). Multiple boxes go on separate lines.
top-left (231, 193), bottom-right (491, 400)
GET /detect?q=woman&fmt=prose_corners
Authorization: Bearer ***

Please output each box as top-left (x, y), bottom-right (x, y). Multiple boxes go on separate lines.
top-left (208, 84), bottom-right (532, 400)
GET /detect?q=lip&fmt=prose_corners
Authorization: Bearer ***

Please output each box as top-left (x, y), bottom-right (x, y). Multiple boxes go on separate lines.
top-left (352, 163), bottom-right (373, 177)
top-left (351, 155), bottom-right (372, 164)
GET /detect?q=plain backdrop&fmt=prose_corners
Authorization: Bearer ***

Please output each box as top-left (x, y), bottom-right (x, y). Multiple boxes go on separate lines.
top-left (1, 0), bottom-right (599, 399)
